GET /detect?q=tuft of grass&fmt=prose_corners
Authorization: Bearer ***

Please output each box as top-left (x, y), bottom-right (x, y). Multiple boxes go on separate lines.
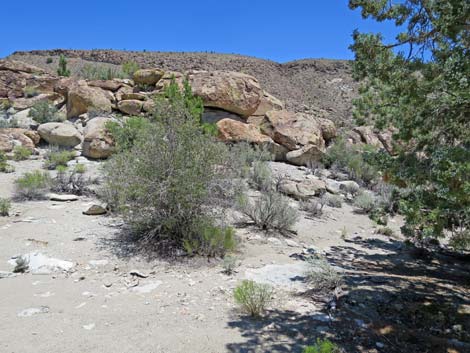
top-left (234, 280), bottom-right (273, 317)
top-left (29, 101), bottom-right (60, 124)
top-left (0, 151), bottom-right (14, 173)
top-left (0, 198), bottom-right (11, 216)
top-left (376, 226), bottom-right (395, 237)
top-left (222, 254), bottom-right (238, 275)
top-left (12, 146), bottom-right (32, 161)
top-left (44, 148), bottom-right (75, 170)
top-left (305, 256), bottom-right (343, 294)
top-left (14, 170), bottom-right (52, 200)
top-left (323, 194), bottom-right (343, 208)
top-left (23, 86), bottom-right (40, 98)
top-left (353, 191), bottom-right (377, 213)
top-left (303, 338), bottom-right (342, 353)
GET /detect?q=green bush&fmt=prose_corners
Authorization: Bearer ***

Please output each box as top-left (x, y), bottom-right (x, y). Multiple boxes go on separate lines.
top-left (303, 338), bottom-right (341, 353)
top-left (353, 191), bottom-right (376, 213)
top-left (248, 161), bottom-right (273, 191)
top-left (323, 194), bottom-right (342, 208)
top-left (301, 197), bottom-right (326, 218)
top-left (0, 198), bottom-right (11, 216)
top-left (14, 170), bottom-right (51, 200)
top-left (44, 148), bottom-right (75, 170)
top-left (229, 142), bottom-right (273, 178)
top-left (57, 55), bottom-right (70, 77)
top-left (106, 116), bottom-right (152, 152)
top-left (12, 146), bottom-right (32, 161)
top-left (122, 60), bottom-right (140, 78)
top-left (222, 254), bottom-right (238, 275)
top-left (183, 222), bottom-right (237, 257)
top-left (78, 64), bottom-right (125, 80)
top-left (29, 101), bottom-right (60, 124)
top-left (377, 226), bottom-right (394, 237)
top-left (46, 57), bottom-right (53, 64)
top-left (52, 165), bottom-right (89, 195)
top-left (234, 280), bottom-right (273, 317)
top-left (0, 151), bottom-right (14, 173)
top-left (305, 256), bottom-right (343, 294)
top-left (101, 81), bottom-right (238, 254)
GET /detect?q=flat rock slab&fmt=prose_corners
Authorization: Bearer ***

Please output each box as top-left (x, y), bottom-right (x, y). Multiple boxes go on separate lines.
top-left (8, 252), bottom-right (74, 274)
top-left (130, 281), bottom-right (163, 294)
top-left (244, 263), bottom-right (310, 291)
top-left (17, 306), bottom-right (49, 317)
top-left (83, 204), bottom-right (107, 215)
top-left (48, 193), bottom-right (79, 202)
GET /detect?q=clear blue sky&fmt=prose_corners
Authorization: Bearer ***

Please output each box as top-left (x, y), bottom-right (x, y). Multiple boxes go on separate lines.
top-left (1, 0), bottom-right (400, 62)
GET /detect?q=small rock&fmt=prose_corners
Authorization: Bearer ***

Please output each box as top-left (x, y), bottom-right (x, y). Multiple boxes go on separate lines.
top-left (376, 342), bottom-right (385, 349)
top-left (130, 281), bottom-right (163, 294)
top-left (267, 237), bottom-right (283, 246)
top-left (129, 270), bottom-right (149, 278)
top-left (83, 323), bottom-right (95, 330)
top-left (83, 204), bottom-right (107, 216)
top-left (285, 239), bottom-right (300, 247)
top-left (48, 193), bottom-right (79, 202)
top-left (88, 259), bottom-right (109, 267)
top-left (17, 306), bottom-right (49, 317)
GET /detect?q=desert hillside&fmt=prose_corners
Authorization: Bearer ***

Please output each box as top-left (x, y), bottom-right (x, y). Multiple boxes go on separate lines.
top-left (10, 50), bottom-right (357, 126)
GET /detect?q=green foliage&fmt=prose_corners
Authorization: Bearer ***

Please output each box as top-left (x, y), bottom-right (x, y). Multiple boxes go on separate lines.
top-left (305, 256), bottom-right (343, 294)
top-left (106, 117), bottom-right (151, 152)
top-left (301, 197), bottom-right (326, 218)
top-left (0, 198), bottom-right (11, 216)
top-left (349, 0), bottom-right (470, 243)
top-left (233, 280), bottom-right (273, 317)
top-left (323, 137), bottom-right (378, 185)
top-left (122, 60), bottom-right (140, 78)
top-left (222, 254), bottom-right (238, 275)
top-left (183, 222), bottom-right (236, 257)
top-left (12, 146), bottom-right (32, 161)
top-left (237, 190), bottom-right (299, 233)
top-left (353, 191), bottom-right (377, 213)
top-left (52, 164), bottom-right (89, 195)
top-left (44, 148), bottom-right (75, 170)
top-left (46, 57), bottom-right (53, 64)
top-left (23, 86), bottom-right (39, 98)
top-left (14, 170), bottom-right (52, 200)
top-left (248, 161), bottom-right (273, 191)
top-left (101, 81), bottom-right (238, 253)
top-left (377, 226), bottom-right (395, 237)
top-left (28, 101), bottom-right (60, 124)
top-left (78, 64), bottom-right (126, 80)
top-left (323, 194), bottom-right (343, 208)
top-left (303, 338), bottom-right (341, 353)
top-left (0, 151), bottom-right (14, 173)
top-left (229, 142), bottom-right (273, 178)
top-left (57, 55), bottom-right (70, 77)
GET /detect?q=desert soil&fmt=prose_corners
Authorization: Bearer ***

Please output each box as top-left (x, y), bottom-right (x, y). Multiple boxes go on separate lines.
top-left (0, 158), bottom-right (469, 353)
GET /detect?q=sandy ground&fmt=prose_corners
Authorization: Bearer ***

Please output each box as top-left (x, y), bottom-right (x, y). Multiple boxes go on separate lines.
top-left (1, 159), bottom-right (468, 353)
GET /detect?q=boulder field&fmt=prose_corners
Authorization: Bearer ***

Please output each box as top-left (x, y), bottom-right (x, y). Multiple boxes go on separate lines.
top-left (0, 59), bottom-right (392, 164)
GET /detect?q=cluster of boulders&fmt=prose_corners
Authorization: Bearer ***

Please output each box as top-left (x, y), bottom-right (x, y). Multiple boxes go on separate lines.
top-left (0, 59), bottom-right (393, 163)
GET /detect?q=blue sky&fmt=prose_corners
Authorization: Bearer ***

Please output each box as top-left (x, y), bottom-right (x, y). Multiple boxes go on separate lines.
top-left (1, 0), bottom-right (401, 62)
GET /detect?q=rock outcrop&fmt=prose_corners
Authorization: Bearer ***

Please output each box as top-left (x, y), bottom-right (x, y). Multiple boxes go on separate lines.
top-left (67, 84), bottom-right (112, 118)
top-left (0, 128), bottom-right (38, 152)
top-left (37, 122), bottom-right (82, 147)
top-left (82, 117), bottom-right (114, 159)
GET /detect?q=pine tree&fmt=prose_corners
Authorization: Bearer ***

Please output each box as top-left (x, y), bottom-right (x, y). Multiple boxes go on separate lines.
top-left (57, 55), bottom-right (70, 77)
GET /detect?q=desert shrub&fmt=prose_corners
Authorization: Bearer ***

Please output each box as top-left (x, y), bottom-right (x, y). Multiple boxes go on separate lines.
top-left (0, 198), bottom-right (11, 216)
top-left (233, 280), bottom-right (273, 317)
top-left (303, 339), bottom-right (341, 353)
top-left (51, 165), bottom-right (89, 195)
top-left (323, 194), bottom-right (342, 208)
top-left (122, 60), bottom-right (140, 77)
top-left (106, 116), bottom-right (152, 152)
top-left (13, 256), bottom-right (29, 273)
top-left (374, 181), bottom-right (400, 215)
top-left (249, 161), bottom-right (273, 191)
top-left (101, 81), bottom-right (238, 255)
top-left (79, 64), bottom-right (125, 80)
top-left (57, 55), bottom-right (70, 77)
top-left (44, 148), bottom-right (75, 170)
top-left (237, 190), bottom-right (298, 233)
top-left (0, 151), bottom-right (14, 173)
top-left (377, 226), bottom-right (395, 237)
top-left (46, 57), bottom-right (53, 64)
top-left (14, 170), bottom-right (51, 200)
top-left (23, 86), bottom-right (39, 98)
top-left (229, 142), bottom-right (273, 178)
top-left (301, 197), bottom-right (326, 218)
top-left (29, 101), bottom-right (60, 124)
top-left (323, 137), bottom-right (378, 185)
top-left (340, 182), bottom-right (360, 196)
top-left (223, 254), bottom-right (238, 275)
top-left (12, 146), bottom-right (32, 161)
top-left (353, 191), bottom-right (377, 213)
top-left (183, 222), bottom-right (236, 257)
top-left (305, 256), bottom-right (343, 294)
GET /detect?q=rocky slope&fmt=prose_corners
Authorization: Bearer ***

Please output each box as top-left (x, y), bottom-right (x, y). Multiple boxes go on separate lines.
top-left (9, 50), bottom-right (358, 127)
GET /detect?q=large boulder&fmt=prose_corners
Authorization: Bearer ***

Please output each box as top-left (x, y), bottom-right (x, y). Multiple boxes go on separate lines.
top-left (12, 92), bottom-right (64, 110)
top-left (0, 128), bottom-right (37, 152)
top-left (67, 85), bottom-right (112, 119)
top-left (82, 117), bottom-right (114, 159)
top-left (133, 69), bottom-right (164, 86)
top-left (261, 110), bottom-right (325, 151)
top-left (87, 79), bottom-right (124, 92)
top-left (117, 100), bottom-right (143, 115)
top-left (285, 144), bottom-right (325, 166)
top-left (188, 71), bottom-right (262, 118)
top-left (252, 91), bottom-right (284, 116)
top-left (37, 122), bottom-right (82, 147)
top-left (317, 117), bottom-right (337, 141)
top-left (216, 119), bottom-right (272, 144)
top-left (278, 178), bottom-right (326, 200)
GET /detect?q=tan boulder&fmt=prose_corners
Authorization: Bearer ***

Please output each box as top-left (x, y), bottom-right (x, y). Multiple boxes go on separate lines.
top-left (142, 99), bottom-right (156, 113)
top-left (353, 126), bottom-right (383, 148)
top-left (12, 92), bottom-right (65, 110)
top-left (0, 128), bottom-right (37, 152)
top-left (278, 178), bottom-right (326, 200)
top-left (0, 60), bottom-right (46, 74)
top-left (88, 80), bottom-right (123, 92)
top-left (216, 119), bottom-right (271, 144)
top-left (317, 117), bottom-right (337, 141)
top-left (114, 85), bottom-right (134, 101)
top-left (67, 85), bottom-right (112, 119)
top-left (155, 71), bottom-right (185, 91)
top-left (133, 69), bottom-right (164, 86)
top-left (187, 71), bottom-right (262, 118)
top-left (252, 91), bottom-right (284, 116)
top-left (117, 100), bottom-right (143, 115)
top-left (285, 144), bottom-right (325, 166)
top-left (261, 110), bottom-right (325, 151)
top-left (82, 117), bottom-right (114, 159)
top-left (37, 122), bottom-right (82, 147)
top-left (121, 93), bottom-right (146, 101)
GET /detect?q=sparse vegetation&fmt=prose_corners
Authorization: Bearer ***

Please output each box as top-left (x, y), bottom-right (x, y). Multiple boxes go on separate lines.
top-left (57, 55), bottom-right (70, 77)
top-left (14, 170), bottom-right (52, 200)
top-left (12, 146), bottom-right (32, 161)
top-left (122, 60), bottom-right (140, 77)
top-left (377, 226), bottom-right (394, 237)
top-left (51, 165), bottom-right (89, 195)
top-left (46, 57), bottom-right (53, 64)
top-left (353, 191), bottom-right (376, 213)
top-left (303, 339), bottom-right (341, 353)
top-left (301, 197), bottom-right (326, 218)
top-left (183, 223), bottom-right (237, 257)
top-left (44, 148), bottom-right (75, 170)
top-left (305, 256), bottom-right (343, 294)
top-left (78, 64), bottom-right (126, 80)
top-left (28, 101), bottom-right (60, 124)
top-left (23, 86), bottom-right (40, 98)
top-left (222, 254), bottom-right (238, 275)
top-left (237, 190), bottom-right (298, 233)
top-left (248, 161), bottom-right (272, 191)
top-left (233, 280), bottom-right (273, 317)
top-left (324, 193), bottom-right (342, 208)
top-left (0, 198), bottom-right (11, 216)
top-left (13, 256), bottom-right (29, 273)
top-left (0, 151), bottom-right (14, 173)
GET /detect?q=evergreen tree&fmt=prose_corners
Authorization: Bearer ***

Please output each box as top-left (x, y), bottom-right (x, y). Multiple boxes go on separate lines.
top-left (57, 55), bottom-right (71, 77)
top-left (349, 0), bottom-right (470, 248)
